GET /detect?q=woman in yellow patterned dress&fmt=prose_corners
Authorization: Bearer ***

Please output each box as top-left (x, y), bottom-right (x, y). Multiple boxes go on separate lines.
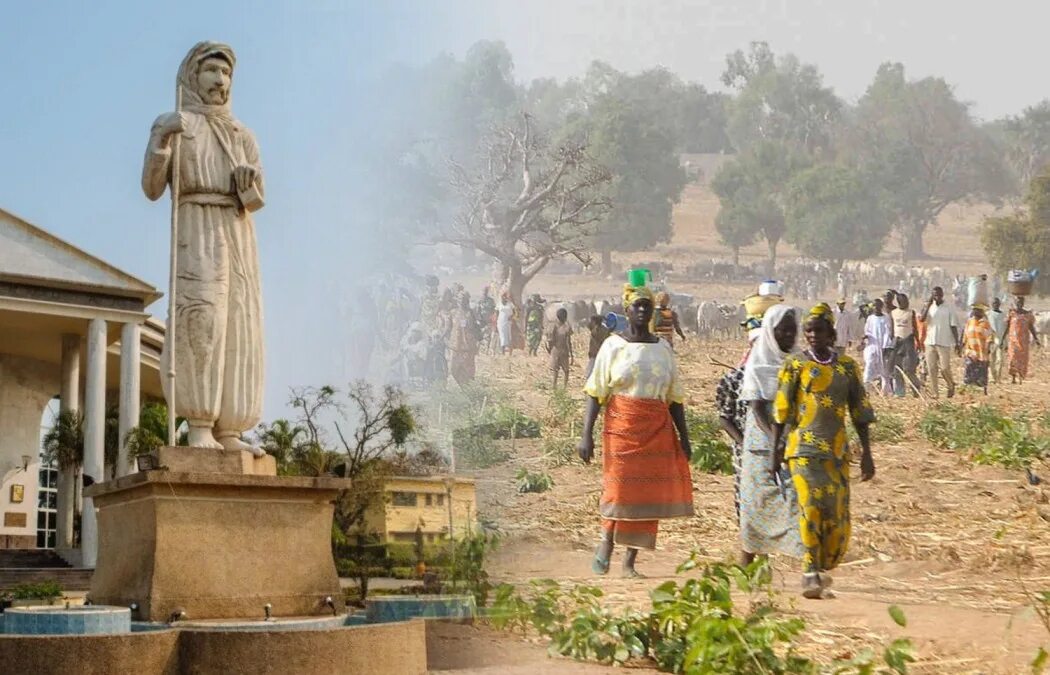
top-left (772, 304), bottom-right (877, 599)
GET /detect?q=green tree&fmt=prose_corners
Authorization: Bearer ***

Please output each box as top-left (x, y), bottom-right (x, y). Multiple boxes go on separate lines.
top-left (846, 62), bottom-right (1009, 260)
top-left (42, 410), bottom-right (84, 472)
top-left (710, 140), bottom-right (811, 271)
top-left (982, 169), bottom-right (1050, 296)
top-left (998, 101), bottom-right (1050, 193)
top-left (565, 64), bottom-right (689, 273)
top-left (721, 42), bottom-right (841, 156)
top-left (784, 164), bottom-right (892, 273)
top-left (254, 418), bottom-right (307, 475)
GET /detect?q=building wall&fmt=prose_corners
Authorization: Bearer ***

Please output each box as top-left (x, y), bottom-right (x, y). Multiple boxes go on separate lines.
top-left (382, 479), bottom-right (477, 542)
top-left (356, 478), bottom-right (477, 544)
top-left (0, 354), bottom-right (55, 548)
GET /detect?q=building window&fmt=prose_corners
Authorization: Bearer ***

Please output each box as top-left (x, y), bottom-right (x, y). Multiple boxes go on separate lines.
top-left (391, 492), bottom-right (417, 507)
top-left (425, 494), bottom-right (433, 506)
top-left (36, 462), bottom-right (57, 549)
top-left (436, 494), bottom-right (445, 506)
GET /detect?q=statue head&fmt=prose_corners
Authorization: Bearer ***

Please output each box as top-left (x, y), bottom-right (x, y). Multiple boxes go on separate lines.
top-left (177, 42), bottom-right (236, 110)
top-left (197, 55), bottom-right (232, 105)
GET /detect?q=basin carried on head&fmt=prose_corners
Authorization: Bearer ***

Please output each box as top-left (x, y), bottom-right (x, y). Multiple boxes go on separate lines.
top-left (2, 605), bottom-right (131, 635)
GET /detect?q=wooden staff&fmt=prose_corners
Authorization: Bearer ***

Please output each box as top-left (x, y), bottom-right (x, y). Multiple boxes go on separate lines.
top-left (166, 83), bottom-right (182, 447)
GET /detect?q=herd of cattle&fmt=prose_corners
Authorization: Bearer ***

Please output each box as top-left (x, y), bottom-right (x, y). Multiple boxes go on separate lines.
top-left (545, 292), bottom-right (1050, 342)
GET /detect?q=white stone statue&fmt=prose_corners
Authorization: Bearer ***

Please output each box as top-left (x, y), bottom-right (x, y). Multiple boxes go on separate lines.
top-left (142, 42), bottom-right (265, 455)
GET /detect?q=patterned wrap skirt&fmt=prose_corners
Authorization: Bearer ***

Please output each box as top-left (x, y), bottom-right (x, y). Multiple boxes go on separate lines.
top-left (739, 406), bottom-right (804, 558)
top-left (600, 395), bottom-right (694, 550)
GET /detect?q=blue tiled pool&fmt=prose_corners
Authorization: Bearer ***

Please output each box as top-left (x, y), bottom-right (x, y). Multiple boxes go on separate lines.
top-left (365, 594), bottom-right (476, 623)
top-left (2, 606), bottom-right (131, 635)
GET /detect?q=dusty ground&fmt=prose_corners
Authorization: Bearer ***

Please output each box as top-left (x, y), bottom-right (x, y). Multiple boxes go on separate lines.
top-left (426, 183), bottom-right (1050, 673)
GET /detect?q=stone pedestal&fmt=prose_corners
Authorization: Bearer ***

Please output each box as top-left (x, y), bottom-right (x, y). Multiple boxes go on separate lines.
top-left (84, 448), bottom-right (348, 623)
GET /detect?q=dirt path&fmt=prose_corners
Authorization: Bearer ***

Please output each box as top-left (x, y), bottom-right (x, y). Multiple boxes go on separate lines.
top-left (426, 336), bottom-right (1050, 674)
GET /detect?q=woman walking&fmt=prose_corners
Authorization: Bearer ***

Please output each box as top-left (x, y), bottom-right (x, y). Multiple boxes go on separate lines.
top-left (737, 304), bottom-right (805, 567)
top-left (496, 292), bottom-right (516, 356)
top-left (962, 305), bottom-right (993, 395)
top-left (715, 319), bottom-right (760, 524)
top-left (578, 284), bottom-right (694, 578)
top-left (1005, 296), bottom-right (1041, 384)
top-left (773, 305), bottom-right (876, 599)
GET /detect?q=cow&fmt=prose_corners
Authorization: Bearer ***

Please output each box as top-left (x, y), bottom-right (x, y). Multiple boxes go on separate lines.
top-left (1035, 311), bottom-right (1050, 340)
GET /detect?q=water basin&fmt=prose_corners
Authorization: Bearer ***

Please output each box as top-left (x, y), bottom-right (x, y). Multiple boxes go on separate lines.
top-left (2, 605), bottom-right (131, 635)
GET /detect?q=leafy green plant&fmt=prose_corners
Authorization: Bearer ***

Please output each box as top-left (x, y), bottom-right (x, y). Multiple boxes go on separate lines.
top-left (541, 436), bottom-right (577, 467)
top-left (448, 531), bottom-right (500, 607)
top-left (7, 581), bottom-right (64, 602)
top-left (546, 388), bottom-right (579, 431)
top-left (516, 468), bottom-right (554, 493)
top-left (919, 403), bottom-right (1050, 470)
top-left (42, 410), bottom-right (84, 471)
top-left (488, 555), bottom-right (917, 674)
top-left (973, 415), bottom-right (1050, 470)
top-left (452, 428), bottom-right (511, 469)
top-left (685, 410), bottom-right (735, 474)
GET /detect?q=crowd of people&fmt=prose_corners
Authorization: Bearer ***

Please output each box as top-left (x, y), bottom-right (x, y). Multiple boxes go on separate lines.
top-left (570, 275), bottom-right (1042, 598)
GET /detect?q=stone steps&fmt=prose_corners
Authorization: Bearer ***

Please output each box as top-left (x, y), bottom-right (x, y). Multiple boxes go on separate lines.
top-left (0, 550), bottom-right (71, 568)
top-left (0, 568), bottom-right (93, 591)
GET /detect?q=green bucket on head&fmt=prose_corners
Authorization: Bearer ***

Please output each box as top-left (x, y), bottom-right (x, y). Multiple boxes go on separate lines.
top-left (627, 268), bottom-right (652, 287)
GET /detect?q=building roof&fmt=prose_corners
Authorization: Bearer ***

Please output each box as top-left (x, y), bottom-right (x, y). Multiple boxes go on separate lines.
top-left (0, 206), bottom-right (161, 305)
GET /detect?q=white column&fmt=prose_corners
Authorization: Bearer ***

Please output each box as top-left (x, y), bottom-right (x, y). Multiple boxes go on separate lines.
top-left (81, 318), bottom-right (107, 568)
top-left (57, 334), bottom-right (81, 550)
top-left (118, 323), bottom-right (141, 478)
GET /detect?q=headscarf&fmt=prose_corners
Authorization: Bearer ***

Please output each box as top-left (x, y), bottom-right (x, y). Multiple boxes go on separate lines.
top-left (176, 42), bottom-right (241, 160)
top-left (808, 303), bottom-right (836, 327)
top-left (740, 304), bottom-right (798, 402)
top-left (622, 284), bottom-right (654, 311)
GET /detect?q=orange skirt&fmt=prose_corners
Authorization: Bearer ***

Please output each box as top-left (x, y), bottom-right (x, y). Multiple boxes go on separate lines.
top-left (600, 395), bottom-right (694, 549)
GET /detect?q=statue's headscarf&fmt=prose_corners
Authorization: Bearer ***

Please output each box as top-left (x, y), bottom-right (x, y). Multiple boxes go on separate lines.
top-left (176, 42), bottom-right (242, 159)
top-left (622, 284), bottom-right (654, 311)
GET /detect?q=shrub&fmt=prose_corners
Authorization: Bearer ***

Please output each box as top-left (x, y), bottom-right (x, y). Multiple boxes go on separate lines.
top-left (8, 581), bottom-right (63, 602)
top-left (447, 531), bottom-right (500, 607)
top-left (516, 468), bottom-right (554, 493)
top-left (685, 410), bottom-right (734, 475)
top-left (541, 436), bottom-right (577, 467)
top-left (489, 555), bottom-right (916, 674)
top-left (452, 426), bottom-right (509, 469)
top-left (919, 403), bottom-right (1050, 470)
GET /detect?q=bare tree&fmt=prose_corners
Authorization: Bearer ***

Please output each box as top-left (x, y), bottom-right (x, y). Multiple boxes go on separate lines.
top-left (440, 112), bottom-right (612, 307)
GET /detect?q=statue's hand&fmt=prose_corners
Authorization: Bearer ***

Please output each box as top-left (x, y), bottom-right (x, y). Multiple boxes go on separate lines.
top-left (233, 165), bottom-right (258, 193)
top-left (155, 112), bottom-right (187, 141)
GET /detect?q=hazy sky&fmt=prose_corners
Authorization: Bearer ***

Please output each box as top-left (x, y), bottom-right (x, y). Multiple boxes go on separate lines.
top-left (2, 1), bottom-right (1046, 420)
top-left (445, 0), bottom-right (1047, 120)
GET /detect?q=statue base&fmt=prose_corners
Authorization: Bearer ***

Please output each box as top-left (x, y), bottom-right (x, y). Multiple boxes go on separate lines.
top-left (84, 447), bottom-right (348, 623)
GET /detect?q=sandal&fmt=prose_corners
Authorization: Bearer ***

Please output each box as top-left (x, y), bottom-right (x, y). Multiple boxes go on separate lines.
top-left (591, 555), bottom-right (610, 575)
top-left (622, 568), bottom-right (646, 579)
top-left (801, 573), bottom-right (823, 599)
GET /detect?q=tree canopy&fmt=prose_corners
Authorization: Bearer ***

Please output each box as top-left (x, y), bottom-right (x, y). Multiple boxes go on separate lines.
top-left (845, 62), bottom-right (1009, 260)
top-left (981, 169), bottom-right (1050, 296)
top-left (785, 164), bottom-right (892, 272)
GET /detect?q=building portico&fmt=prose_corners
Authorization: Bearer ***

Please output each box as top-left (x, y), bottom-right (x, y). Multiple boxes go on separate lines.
top-left (0, 206), bottom-right (164, 567)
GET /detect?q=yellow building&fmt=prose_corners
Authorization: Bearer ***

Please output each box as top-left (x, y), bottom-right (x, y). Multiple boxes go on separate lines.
top-left (354, 476), bottom-right (477, 545)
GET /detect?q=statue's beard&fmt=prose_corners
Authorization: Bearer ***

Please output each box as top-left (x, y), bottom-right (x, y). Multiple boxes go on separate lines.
top-left (202, 89), bottom-right (228, 105)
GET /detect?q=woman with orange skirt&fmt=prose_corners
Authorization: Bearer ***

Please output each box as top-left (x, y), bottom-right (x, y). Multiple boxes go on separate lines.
top-left (577, 284), bottom-right (695, 578)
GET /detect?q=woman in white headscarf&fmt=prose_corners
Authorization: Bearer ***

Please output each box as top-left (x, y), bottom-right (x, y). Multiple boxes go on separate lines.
top-left (737, 304), bottom-right (805, 566)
